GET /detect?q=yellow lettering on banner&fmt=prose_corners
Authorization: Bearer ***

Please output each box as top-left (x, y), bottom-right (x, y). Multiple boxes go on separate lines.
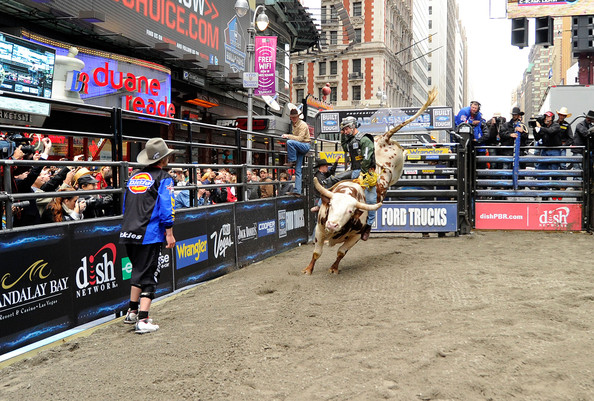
top-left (319, 152), bottom-right (345, 164)
top-left (407, 148), bottom-right (449, 155)
top-left (407, 155), bottom-right (422, 160)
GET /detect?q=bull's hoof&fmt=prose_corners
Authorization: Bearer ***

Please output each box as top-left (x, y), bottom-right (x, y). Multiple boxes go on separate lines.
top-left (329, 267), bottom-right (339, 274)
top-left (302, 267), bottom-right (313, 275)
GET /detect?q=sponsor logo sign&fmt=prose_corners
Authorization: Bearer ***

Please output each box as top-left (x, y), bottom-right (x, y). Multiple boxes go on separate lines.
top-left (210, 223), bottom-right (233, 259)
top-left (257, 220), bottom-right (276, 237)
top-left (374, 203), bottom-right (457, 232)
top-left (321, 113), bottom-right (340, 133)
top-left (237, 223), bottom-right (257, 244)
top-left (475, 202), bottom-right (582, 230)
top-left (75, 243), bottom-right (118, 298)
top-left (176, 235), bottom-right (208, 269)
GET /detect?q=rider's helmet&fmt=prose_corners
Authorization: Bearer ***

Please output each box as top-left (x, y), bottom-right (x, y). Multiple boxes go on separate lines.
top-left (340, 116), bottom-right (358, 130)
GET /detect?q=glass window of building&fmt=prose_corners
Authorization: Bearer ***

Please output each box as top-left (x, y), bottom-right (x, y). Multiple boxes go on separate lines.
top-left (330, 86), bottom-right (337, 103)
top-left (319, 61), bottom-right (326, 76)
top-left (353, 59), bottom-right (361, 73)
top-left (330, 60), bottom-right (337, 75)
top-left (355, 28), bottom-right (362, 43)
top-left (353, 2), bottom-right (362, 17)
top-left (321, 5), bottom-right (327, 23)
top-left (296, 63), bottom-right (304, 77)
top-left (296, 89), bottom-right (304, 102)
top-left (330, 5), bottom-right (337, 21)
top-left (330, 31), bottom-right (338, 45)
top-left (352, 85), bottom-right (361, 100)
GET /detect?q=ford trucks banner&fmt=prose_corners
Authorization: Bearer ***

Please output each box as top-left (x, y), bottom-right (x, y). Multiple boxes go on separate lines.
top-left (475, 202), bottom-right (582, 231)
top-left (507, 0), bottom-right (594, 18)
top-left (40, 1), bottom-right (250, 75)
top-left (317, 106), bottom-right (454, 135)
top-left (373, 203), bottom-right (458, 233)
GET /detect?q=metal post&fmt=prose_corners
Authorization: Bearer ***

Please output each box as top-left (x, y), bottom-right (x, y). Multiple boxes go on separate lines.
top-left (246, 26), bottom-right (255, 166)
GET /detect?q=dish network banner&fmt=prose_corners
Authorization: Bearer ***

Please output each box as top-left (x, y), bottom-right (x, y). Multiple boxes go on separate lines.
top-left (475, 202), bottom-right (582, 231)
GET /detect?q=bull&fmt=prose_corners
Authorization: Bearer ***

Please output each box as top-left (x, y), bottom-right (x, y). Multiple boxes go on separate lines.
top-left (303, 88), bottom-right (438, 275)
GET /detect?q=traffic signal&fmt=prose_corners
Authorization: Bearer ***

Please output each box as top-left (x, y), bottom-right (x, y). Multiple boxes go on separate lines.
top-left (572, 15), bottom-right (594, 56)
top-left (535, 16), bottom-right (554, 47)
top-left (511, 18), bottom-right (528, 48)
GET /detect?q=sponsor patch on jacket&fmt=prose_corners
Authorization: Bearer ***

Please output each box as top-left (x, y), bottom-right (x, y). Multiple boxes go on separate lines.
top-left (128, 172), bottom-right (155, 194)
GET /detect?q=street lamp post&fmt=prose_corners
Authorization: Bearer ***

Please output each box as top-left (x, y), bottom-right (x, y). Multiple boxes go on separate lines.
top-left (235, 0), bottom-right (269, 164)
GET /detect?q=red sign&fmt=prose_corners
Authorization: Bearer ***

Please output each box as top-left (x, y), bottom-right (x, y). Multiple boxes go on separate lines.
top-left (475, 202), bottom-right (582, 231)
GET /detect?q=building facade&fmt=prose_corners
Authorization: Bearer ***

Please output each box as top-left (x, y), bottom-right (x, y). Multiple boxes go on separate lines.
top-left (291, 0), bottom-right (414, 109)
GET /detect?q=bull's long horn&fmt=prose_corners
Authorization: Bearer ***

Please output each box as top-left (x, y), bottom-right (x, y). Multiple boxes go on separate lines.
top-left (355, 201), bottom-right (383, 211)
top-left (313, 177), bottom-right (334, 199)
top-left (384, 87), bottom-right (438, 140)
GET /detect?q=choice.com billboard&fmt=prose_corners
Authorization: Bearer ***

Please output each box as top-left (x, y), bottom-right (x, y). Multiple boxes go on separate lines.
top-left (40, 0), bottom-right (250, 75)
top-left (507, 0), bottom-right (594, 18)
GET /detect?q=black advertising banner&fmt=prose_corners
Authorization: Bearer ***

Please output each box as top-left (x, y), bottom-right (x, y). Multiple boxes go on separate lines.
top-left (70, 219), bottom-right (137, 325)
top-left (47, 1), bottom-right (251, 75)
top-left (174, 204), bottom-right (236, 289)
top-left (276, 198), bottom-right (308, 253)
top-left (235, 199), bottom-right (277, 266)
top-left (0, 226), bottom-right (74, 354)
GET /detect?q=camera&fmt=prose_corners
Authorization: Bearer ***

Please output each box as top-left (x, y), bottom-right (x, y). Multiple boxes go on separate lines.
top-left (0, 133), bottom-right (35, 159)
top-left (528, 115), bottom-right (545, 128)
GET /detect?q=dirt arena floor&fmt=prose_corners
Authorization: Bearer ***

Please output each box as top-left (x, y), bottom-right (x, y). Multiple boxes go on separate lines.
top-left (1, 230), bottom-right (593, 401)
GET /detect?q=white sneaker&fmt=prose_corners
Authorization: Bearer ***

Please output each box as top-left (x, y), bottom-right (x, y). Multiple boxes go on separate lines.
top-left (135, 318), bottom-right (159, 334)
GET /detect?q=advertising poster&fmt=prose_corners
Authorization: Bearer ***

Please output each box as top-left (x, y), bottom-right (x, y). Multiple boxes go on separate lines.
top-left (475, 202), bottom-right (582, 231)
top-left (373, 203), bottom-right (458, 233)
top-left (254, 36), bottom-right (276, 96)
top-left (507, 0), bottom-right (594, 18)
top-left (235, 200), bottom-right (278, 266)
top-left (45, 1), bottom-right (250, 75)
top-left (174, 204), bottom-right (236, 288)
top-left (0, 226), bottom-right (74, 354)
top-left (69, 220), bottom-right (132, 325)
top-left (276, 197), bottom-right (308, 251)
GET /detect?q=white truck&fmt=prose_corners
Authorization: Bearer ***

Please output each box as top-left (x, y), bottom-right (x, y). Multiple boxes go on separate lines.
top-left (538, 85), bottom-right (594, 126)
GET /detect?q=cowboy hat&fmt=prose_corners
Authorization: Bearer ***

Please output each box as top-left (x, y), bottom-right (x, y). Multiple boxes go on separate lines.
top-left (315, 158), bottom-right (330, 168)
top-left (511, 106), bottom-right (524, 116)
top-left (586, 110), bottom-right (594, 120)
top-left (289, 108), bottom-right (302, 117)
top-left (137, 137), bottom-right (178, 165)
top-left (556, 107), bottom-right (572, 117)
top-left (73, 168), bottom-right (93, 185)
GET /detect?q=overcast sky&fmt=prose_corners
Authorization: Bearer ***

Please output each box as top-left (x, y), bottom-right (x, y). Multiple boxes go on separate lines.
top-left (301, 0), bottom-right (533, 118)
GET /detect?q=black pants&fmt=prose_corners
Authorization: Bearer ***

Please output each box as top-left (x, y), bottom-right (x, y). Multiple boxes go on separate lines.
top-left (125, 243), bottom-right (163, 289)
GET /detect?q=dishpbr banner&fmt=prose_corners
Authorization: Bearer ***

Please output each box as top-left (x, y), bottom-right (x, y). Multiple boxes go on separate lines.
top-left (254, 36), bottom-right (276, 96)
top-left (475, 202), bottom-right (582, 231)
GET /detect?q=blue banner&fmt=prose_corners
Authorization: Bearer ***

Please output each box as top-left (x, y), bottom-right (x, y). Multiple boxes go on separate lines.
top-left (373, 203), bottom-right (458, 232)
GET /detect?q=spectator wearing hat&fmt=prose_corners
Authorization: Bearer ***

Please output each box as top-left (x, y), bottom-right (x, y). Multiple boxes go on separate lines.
top-left (77, 173), bottom-right (115, 218)
top-left (282, 108), bottom-right (311, 195)
top-left (574, 109), bottom-right (594, 173)
top-left (120, 137), bottom-right (178, 334)
top-left (533, 111), bottom-right (562, 174)
top-left (556, 107), bottom-right (573, 172)
top-left (500, 107), bottom-right (529, 169)
top-left (311, 158), bottom-right (339, 212)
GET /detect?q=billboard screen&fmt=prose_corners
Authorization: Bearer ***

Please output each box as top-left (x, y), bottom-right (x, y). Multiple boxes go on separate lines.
top-left (0, 32), bottom-right (55, 98)
top-left (45, 1), bottom-right (251, 75)
top-left (507, 0), bottom-right (594, 19)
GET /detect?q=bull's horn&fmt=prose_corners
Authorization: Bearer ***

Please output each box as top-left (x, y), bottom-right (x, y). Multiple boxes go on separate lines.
top-left (384, 87), bottom-right (438, 140)
top-left (355, 201), bottom-right (383, 211)
top-left (314, 177), bottom-right (334, 199)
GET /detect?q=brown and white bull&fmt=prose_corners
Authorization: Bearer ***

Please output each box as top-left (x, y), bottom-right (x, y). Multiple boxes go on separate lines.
top-left (303, 88), bottom-right (438, 275)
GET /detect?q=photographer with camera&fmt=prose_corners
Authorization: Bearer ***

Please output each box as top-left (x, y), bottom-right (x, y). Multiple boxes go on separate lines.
top-left (75, 168), bottom-right (115, 218)
top-left (573, 110), bottom-right (594, 174)
top-left (499, 107), bottom-right (529, 170)
top-left (532, 111), bottom-right (562, 175)
top-left (484, 114), bottom-right (506, 169)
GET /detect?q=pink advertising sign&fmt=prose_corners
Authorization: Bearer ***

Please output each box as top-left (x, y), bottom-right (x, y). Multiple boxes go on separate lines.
top-left (475, 202), bottom-right (582, 231)
top-left (254, 36), bottom-right (276, 96)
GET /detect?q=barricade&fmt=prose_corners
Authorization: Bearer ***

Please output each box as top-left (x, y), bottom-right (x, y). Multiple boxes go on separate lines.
top-left (0, 94), bottom-right (309, 356)
top-left (473, 144), bottom-right (591, 231)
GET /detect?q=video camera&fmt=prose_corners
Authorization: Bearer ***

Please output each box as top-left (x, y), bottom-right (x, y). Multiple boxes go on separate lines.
top-left (528, 115), bottom-right (546, 129)
top-left (0, 133), bottom-right (36, 159)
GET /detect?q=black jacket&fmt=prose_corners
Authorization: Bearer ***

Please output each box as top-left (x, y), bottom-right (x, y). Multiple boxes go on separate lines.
top-left (533, 122), bottom-right (562, 147)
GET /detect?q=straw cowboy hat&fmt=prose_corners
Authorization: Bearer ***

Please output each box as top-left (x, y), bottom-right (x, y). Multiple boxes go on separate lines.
top-left (137, 137), bottom-right (178, 165)
top-left (73, 167), bottom-right (93, 185)
top-left (556, 107), bottom-right (572, 117)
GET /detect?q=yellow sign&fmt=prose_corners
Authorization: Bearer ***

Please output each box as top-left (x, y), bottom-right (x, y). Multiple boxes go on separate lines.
top-left (319, 151), bottom-right (345, 164)
top-left (407, 148), bottom-right (450, 155)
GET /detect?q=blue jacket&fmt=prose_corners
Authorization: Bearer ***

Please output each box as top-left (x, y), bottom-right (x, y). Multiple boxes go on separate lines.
top-left (455, 106), bottom-right (484, 142)
top-left (120, 166), bottom-right (175, 245)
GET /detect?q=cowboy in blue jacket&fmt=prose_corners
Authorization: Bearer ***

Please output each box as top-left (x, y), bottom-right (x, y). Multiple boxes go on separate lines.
top-left (455, 101), bottom-right (484, 143)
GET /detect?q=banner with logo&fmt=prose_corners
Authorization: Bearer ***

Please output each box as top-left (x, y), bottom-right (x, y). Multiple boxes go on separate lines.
top-left (0, 226), bottom-right (75, 354)
top-left (475, 202), bottom-right (582, 231)
top-left (173, 204), bottom-right (236, 289)
top-left (235, 200), bottom-right (277, 265)
top-left (373, 203), bottom-right (458, 233)
top-left (276, 198), bottom-right (308, 251)
top-left (506, 0), bottom-right (594, 19)
top-left (254, 36), bottom-right (277, 96)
